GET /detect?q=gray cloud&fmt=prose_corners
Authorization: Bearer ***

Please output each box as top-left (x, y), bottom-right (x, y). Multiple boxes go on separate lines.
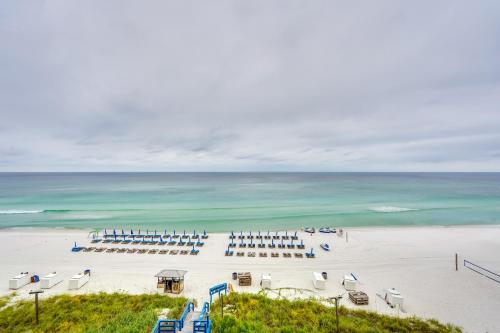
top-left (1, 0), bottom-right (500, 171)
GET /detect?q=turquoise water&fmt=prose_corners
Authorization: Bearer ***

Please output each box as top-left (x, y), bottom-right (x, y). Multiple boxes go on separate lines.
top-left (0, 173), bottom-right (499, 231)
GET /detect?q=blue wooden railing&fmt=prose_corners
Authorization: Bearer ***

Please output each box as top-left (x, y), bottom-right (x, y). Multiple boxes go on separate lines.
top-left (193, 319), bottom-right (211, 333)
top-left (179, 301), bottom-right (195, 330)
top-left (150, 299), bottom-right (213, 332)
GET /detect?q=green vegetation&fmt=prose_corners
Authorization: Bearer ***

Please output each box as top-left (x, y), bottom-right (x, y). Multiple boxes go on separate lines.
top-left (0, 294), bottom-right (13, 309)
top-left (0, 292), bottom-right (462, 333)
top-left (0, 293), bottom-right (186, 333)
top-left (210, 293), bottom-right (462, 333)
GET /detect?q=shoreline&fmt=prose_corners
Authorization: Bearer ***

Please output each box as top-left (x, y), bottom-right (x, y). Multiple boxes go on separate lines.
top-left (1, 225), bottom-right (499, 332)
top-left (2, 223), bottom-right (500, 233)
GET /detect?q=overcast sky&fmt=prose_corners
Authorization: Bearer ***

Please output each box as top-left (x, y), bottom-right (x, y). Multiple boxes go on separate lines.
top-left (1, 1), bottom-right (499, 171)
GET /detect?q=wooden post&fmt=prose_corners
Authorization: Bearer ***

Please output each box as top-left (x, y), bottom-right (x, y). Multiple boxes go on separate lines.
top-left (455, 253), bottom-right (458, 271)
top-left (335, 297), bottom-right (340, 332)
top-left (330, 295), bottom-right (342, 333)
top-left (29, 290), bottom-right (44, 325)
top-left (220, 293), bottom-right (224, 317)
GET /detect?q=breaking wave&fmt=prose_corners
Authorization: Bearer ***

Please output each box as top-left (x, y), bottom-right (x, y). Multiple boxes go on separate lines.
top-left (369, 206), bottom-right (419, 213)
top-left (0, 210), bottom-right (44, 214)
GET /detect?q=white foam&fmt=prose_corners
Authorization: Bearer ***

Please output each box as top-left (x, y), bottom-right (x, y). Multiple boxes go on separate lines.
top-left (0, 209), bottom-right (43, 214)
top-left (369, 206), bottom-right (419, 213)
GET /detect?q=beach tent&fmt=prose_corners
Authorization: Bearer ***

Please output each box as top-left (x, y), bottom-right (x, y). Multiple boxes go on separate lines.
top-left (155, 269), bottom-right (187, 294)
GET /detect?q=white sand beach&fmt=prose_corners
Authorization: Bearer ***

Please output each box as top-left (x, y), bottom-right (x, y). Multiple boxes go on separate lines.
top-left (1, 226), bottom-right (499, 333)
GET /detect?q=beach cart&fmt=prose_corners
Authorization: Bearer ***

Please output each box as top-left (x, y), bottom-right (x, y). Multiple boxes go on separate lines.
top-left (383, 288), bottom-right (404, 308)
top-left (9, 272), bottom-right (31, 290)
top-left (261, 274), bottom-right (272, 289)
top-left (312, 272), bottom-right (325, 289)
top-left (68, 270), bottom-right (90, 290)
top-left (41, 272), bottom-right (63, 289)
top-left (343, 274), bottom-right (357, 291)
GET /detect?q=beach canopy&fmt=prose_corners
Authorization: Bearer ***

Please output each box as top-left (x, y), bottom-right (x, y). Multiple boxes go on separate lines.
top-left (155, 269), bottom-right (187, 279)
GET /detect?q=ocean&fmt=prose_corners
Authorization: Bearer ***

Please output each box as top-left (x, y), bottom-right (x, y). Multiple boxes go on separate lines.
top-left (0, 172), bottom-right (499, 231)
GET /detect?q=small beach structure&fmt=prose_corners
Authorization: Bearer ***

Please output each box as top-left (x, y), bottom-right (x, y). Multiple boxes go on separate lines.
top-left (68, 270), bottom-right (91, 290)
top-left (41, 272), bottom-right (63, 289)
top-left (9, 272), bottom-right (31, 290)
top-left (155, 269), bottom-right (187, 294)
top-left (349, 291), bottom-right (369, 305)
top-left (237, 272), bottom-right (252, 286)
top-left (383, 288), bottom-right (404, 308)
top-left (342, 274), bottom-right (357, 291)
top-left (261, 273), bottom-right (272, 289)
top-left (312, 272), bottom-right (326, 289)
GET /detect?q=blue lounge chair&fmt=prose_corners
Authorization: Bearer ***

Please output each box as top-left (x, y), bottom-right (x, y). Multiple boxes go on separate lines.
top-left (91, 233), bottom-right (102, 243)
top-left (225, 245), bottom-right (234, 256)
top-left (258, 237), bottom-right (265, 248)
top-left (190, 245), bottom-right (200, 255)
top-left (282, 230), bottom-right (289, 240)
top-left (202, 230), bottom-right (208, 239)
top-left (306, 248), bottom-right (315, 258)
top-left (278, 238), bottom-right (285, 248)
top-left (168, 236), bottom-right (177, 246)
top-left (71, 242), bottom-right (83, 252)
top-left (121, 235), bottom-right (131, 244)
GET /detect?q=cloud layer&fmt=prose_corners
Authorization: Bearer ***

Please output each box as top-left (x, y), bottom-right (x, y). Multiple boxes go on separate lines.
top-left (1, 1), bottom-right (500, 171)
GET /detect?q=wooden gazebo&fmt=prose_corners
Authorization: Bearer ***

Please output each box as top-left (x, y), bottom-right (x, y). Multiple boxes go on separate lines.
top-left (155, 269), bottom-right (187, 294)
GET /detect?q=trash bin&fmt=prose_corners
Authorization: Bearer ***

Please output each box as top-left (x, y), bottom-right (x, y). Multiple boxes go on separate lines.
top-left (322, 272), bottom-right (327, 280)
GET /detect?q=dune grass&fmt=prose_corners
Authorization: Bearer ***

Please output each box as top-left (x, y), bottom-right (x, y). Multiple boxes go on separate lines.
top-left (0, 292), bottom-right (462, 333)
top-left (210, 293), bottom-right (462, 333)
top-left (0, 293), bottom-right (186, 333)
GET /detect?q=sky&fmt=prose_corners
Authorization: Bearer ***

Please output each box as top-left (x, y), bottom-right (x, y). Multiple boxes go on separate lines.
top-left (1, 1), bottom-right (500, 172)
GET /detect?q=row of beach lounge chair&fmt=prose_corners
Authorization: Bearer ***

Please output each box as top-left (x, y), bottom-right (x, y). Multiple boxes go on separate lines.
top-left (228, 239), bottom-right (306, 249)
top-left (77, 246), bottom-right (200, 255)
top-left (100, 229), bottom-right (209, 240)
top-left (225, 249), bottom-right (316, 258)
top-left (229, 230), bottom-right (299, 240)
top-left (95, 237), bottom-right (205, 246)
